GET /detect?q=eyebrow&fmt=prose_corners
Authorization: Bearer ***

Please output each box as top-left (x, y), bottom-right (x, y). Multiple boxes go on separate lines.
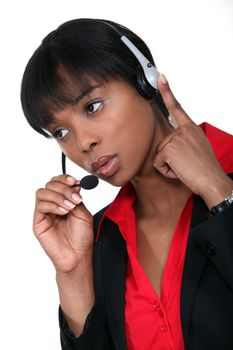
top-left (71, 84), bottom-right (103, 106)
top-left (45, 84), bottom-right (103, 132)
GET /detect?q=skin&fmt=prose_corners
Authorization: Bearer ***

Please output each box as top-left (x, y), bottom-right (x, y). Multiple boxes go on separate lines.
top-left (34, 74), bottom-right (233, 335)
top-left (47, 78), bottom-right (171, 188)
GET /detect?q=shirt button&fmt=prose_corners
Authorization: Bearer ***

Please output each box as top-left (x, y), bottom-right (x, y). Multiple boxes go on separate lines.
top-left (161, 325), bottom-right (168, 332)
top-left (152, 301), bottom-right (160, 310)
top-left (158, 310), bottom-right (164, 318)
top-left (205, 243), bottom-right (216, 256)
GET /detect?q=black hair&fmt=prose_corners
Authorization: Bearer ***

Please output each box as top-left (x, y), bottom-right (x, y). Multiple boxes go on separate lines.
top-left (20, 18), bottom-right (168, 138)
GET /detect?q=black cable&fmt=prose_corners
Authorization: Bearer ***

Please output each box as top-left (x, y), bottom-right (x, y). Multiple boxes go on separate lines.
top-left (62, 152), bottom-right (66, 174)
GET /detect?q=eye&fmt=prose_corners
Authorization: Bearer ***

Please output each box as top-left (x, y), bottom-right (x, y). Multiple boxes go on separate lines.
top-left (86, 101), bottom-right (102, 115)
top-left (52, 128), bottom-right (69, 141)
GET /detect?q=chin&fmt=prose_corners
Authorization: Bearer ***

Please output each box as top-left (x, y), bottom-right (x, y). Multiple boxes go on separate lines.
top-left (101, 172), bottom-right (132, 188)
top-left (104, 178), bottom-right (128, 188)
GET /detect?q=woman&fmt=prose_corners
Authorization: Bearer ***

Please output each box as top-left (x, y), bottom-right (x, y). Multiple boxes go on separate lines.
top-left (21, 18), bottom-right (233, 350)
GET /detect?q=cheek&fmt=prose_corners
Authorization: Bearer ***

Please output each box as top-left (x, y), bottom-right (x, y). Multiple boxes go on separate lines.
top-left (108, 99), bottom-right (155, 141)
top-left (111, 110), bottom-right (156, 177)
top-left (118, 109), bottom-right (155, 152)
top-left (121, 123), bottom-right (155, 166)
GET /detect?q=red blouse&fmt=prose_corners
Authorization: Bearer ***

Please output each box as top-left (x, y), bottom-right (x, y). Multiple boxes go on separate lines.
top-left (95, 123), bottom-right (233, 350)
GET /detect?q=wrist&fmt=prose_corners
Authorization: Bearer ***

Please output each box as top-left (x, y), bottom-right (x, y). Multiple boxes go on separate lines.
top-left (56, 258), bottom-right (95, 338)
top-left (200, 175), bottom-right (233, 210)
top-left (56, 258), bottom-right (95, 310)
top-left (56, 257), bottom-right (93, 283)
top-left (210, 190), bottom-right (233, 215)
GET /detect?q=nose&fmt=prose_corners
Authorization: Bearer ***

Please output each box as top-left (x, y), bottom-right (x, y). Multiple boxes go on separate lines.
top-left (74, 125), bottom-right (100, 153)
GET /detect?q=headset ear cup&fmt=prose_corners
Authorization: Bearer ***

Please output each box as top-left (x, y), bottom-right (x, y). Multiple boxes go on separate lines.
top-left (136, 68), bottom-right (169, 120)
top-left (136, 68), bottom-right (157, 99)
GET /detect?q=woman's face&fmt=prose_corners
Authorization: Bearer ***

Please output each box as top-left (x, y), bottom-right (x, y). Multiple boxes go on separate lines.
top-left (47, 79), bottom-right (168, 187)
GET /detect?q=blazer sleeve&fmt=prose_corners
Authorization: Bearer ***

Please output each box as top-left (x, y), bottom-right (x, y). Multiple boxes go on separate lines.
top-left (193, 203), bottom-right (233, 291)
top-left (181, 190), bottom-right (233, 350)
top-left (59, 303), bottom-right (106, 350)
top-left (59, 304), bottom-right (94, 349)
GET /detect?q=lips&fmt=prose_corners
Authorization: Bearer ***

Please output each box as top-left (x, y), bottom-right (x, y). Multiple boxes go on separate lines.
top-left (91, 154), bottom-right (119, 177)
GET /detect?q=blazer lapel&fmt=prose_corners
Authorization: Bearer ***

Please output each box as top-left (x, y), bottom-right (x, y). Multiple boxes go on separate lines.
top-left (180, 195), bottom-right (211, 347)
top-left (101, 217), bottom-right (128, 350)
top-left (99, 196), bottom-right (213, 349)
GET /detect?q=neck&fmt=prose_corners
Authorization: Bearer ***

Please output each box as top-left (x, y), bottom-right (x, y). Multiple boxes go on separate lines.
top-left (130, 116), bottom-right (191, 219)
top-left (131, 171), bottom-right (191, 219)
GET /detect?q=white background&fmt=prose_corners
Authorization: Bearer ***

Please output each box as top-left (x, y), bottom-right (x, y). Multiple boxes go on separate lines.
top-left (0, 0), bottom-right (232, 348)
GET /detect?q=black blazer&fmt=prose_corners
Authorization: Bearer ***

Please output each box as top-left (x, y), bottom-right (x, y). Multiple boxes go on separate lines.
top-left (59, 174), bottom-right (233, 350)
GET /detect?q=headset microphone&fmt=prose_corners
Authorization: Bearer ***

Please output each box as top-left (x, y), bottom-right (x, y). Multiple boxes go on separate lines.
top-left (62, 152), bottom-right (99, 190)
top-left (74, 175), bottom-right (99, 190)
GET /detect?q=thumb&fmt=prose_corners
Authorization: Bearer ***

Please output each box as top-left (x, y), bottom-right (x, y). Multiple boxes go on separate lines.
top-left (69, 199), bottom-right (93, 224)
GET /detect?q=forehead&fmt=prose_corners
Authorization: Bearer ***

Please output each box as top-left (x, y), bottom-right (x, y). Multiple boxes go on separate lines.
top-left (42, 67), bottom-right (106, 125)
top-left (56, 66), bottom-right (104, 100)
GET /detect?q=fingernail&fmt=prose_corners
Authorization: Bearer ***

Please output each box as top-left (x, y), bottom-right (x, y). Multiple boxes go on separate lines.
top-left (168, 115), bottom-right (176, 128)
top-left (64, 200), bottom-right (76, 209)
top-left (160, 74), bottom-right (168, 84)
top-left (67, 176), bottom-right (76, 183)
top-left (72, 193), bottom-right (82, 203)
top-left (58, 207), bottom-right (69, 213)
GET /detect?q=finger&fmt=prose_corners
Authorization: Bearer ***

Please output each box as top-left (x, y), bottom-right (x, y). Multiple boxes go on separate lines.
top-left (36, 188), bottom-right (82, 212)
top-left (44, 181), bottom-right (82, 204)
top-left (155, 126), bottom-right (183, 154)
top-left (155, 133), bottom-right (174, 154)
top-left (35, 200), bottom-right (70, 217)
top-left (33, 202), bottom-right (69, 235)
top-left (50, 174), bottom-right (80, 187)
top-left (153, 149), bottom-right (179, 179)
top-left (69, 201), bottom-right (93, 223)
top-left (154, 161), bottom-right (178, 179)
top-left (158, 74), bottom-right (194, 128)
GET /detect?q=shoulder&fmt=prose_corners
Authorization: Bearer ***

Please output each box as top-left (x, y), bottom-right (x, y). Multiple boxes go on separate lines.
top-left (200, 122), bottom-right (233, 146)
top-left (200, 122), bottom-right (233, 174)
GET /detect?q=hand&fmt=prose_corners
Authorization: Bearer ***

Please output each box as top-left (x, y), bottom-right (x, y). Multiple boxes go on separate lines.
top-left (153, 74), bottom-right (233, 207)
top-left (33, 175), bottom-right (94, 273)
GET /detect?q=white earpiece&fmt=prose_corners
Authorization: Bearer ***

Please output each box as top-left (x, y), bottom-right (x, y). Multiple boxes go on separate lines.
top-left (121, 35), bottom-right (160, 89)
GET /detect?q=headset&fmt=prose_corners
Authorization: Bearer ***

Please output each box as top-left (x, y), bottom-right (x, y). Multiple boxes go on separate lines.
top-left (99, 20), bottom-right (160, 100)
top-left (62, 20), bottom-right (160, 175)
